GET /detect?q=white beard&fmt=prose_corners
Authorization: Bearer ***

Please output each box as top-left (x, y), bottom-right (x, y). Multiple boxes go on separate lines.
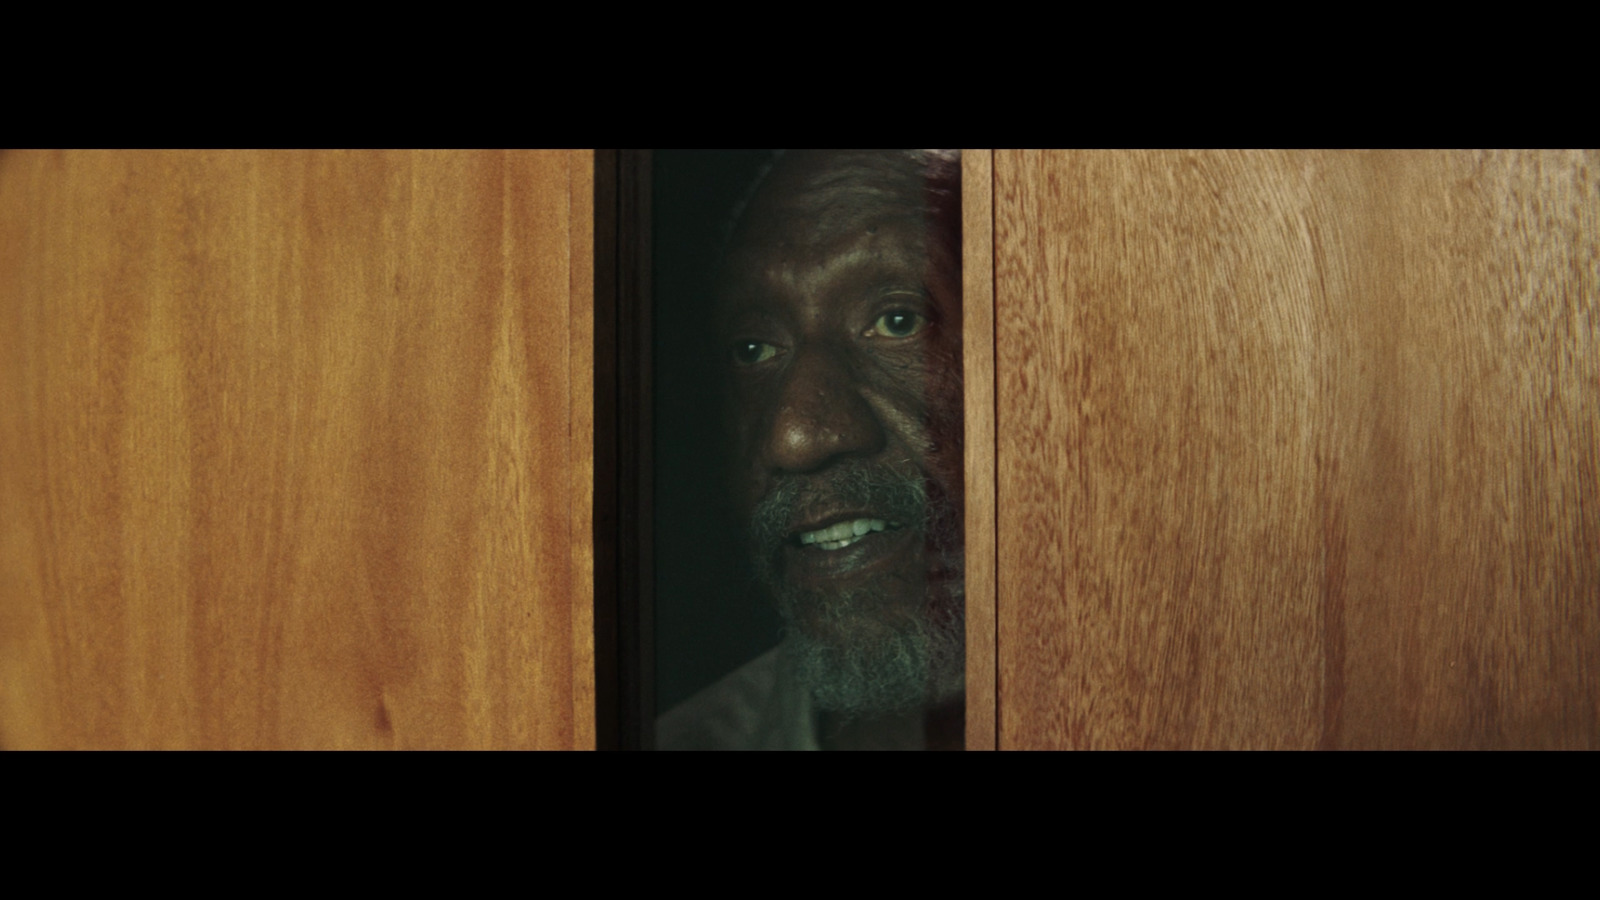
top-left (749, 459), bottom-right (966, 715)
top-left (779, 576), bottom-right (965, 716)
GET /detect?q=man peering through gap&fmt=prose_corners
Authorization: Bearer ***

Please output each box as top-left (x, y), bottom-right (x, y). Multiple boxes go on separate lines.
top-left (658, 150), bottom-right (965, 750)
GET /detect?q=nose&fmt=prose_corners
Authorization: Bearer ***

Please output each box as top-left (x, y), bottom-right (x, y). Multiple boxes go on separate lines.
top-left (762, 343), bottom-right (885, 474)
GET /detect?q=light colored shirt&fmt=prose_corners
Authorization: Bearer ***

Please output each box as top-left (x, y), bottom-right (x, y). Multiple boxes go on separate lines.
top-left (656, 642), bottom-right (927, 750)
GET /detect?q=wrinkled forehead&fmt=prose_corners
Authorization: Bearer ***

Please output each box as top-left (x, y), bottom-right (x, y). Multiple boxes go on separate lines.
top-left (728, 150), bottom-right (936, 259)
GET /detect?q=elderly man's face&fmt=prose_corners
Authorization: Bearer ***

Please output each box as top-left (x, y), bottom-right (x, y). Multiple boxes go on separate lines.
top-left (718, 151), bottom-right (964, 714)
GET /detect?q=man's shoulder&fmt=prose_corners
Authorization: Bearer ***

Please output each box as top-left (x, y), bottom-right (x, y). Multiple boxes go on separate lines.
top-left (656, 646), bottom-right (816, 750)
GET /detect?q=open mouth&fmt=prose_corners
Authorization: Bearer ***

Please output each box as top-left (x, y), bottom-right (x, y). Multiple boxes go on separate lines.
top-left (750, 463), bottom-right (933, 590)
top-left (780, 514), bottom-right (918, 589)
top-left (795, 517), bottom-right (900, 551)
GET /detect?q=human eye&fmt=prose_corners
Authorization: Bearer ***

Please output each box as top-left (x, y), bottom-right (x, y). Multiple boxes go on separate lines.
top-left (865, 310), bottom-right (929, 339)
top-left (731, 339), bottom-right (782, 366)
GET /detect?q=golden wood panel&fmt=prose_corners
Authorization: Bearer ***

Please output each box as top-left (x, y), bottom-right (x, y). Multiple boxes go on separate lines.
top-left (0, 150), bottom-right (594, 749)
top-left (567, 152), bottom-right (596, 751)
top-left (994, 150), bottom-right (1598, 749)
top-left (961, 149), bottom-right (997, 751)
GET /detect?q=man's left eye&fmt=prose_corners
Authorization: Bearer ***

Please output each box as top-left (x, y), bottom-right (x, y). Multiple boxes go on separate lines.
top-left (866, 311), bottom-right (927, 339)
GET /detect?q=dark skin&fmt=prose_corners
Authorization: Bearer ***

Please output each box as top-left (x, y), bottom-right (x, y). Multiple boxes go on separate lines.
top-left (719, 151), bottom-right (964, 749)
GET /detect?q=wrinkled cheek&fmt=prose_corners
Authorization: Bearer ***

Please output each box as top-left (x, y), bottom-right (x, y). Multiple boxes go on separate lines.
top-left (924, 381), bottom-right (967, 522)
top-left (725, 400), bottom-right (765, 517)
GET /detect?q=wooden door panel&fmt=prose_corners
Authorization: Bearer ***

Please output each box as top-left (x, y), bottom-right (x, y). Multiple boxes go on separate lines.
top-left (0, 150), bottom-right (594, 749)
top-left (994, 150), bottom-right (1597, 749)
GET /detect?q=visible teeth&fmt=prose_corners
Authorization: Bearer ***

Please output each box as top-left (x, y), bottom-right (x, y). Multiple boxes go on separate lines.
top-left (798, 517), bottom-right (889, 549)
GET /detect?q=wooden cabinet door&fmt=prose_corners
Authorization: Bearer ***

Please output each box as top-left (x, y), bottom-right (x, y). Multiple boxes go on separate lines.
top-left (990, 150), bottom-right (1598, 749)
top-left (0, 150), bottom-right (594, 749)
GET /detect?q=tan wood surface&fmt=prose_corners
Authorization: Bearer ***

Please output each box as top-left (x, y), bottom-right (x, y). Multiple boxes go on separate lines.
top-left (993, 150), bottom-right (1598, 749)
top-left (962, 149), bottom-right (997, 750)
top-left (0, 150), bottom-right (594, 749)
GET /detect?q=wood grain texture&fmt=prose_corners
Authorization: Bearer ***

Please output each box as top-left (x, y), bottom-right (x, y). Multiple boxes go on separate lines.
top-left (567, 150), bottom-right (597, 750)
top-left (0, 150), bottom-right (594, 749)
top-left (961, 149), bottom-right (997, 751)
top-left (994, 150), bottom-right (1598, 749)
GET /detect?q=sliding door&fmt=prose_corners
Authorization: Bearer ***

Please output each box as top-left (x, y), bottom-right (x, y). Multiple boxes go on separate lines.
top-left (992, 150), bottom-right (1597, 749)
top-left (0, 150), bottom-right (594, 749)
